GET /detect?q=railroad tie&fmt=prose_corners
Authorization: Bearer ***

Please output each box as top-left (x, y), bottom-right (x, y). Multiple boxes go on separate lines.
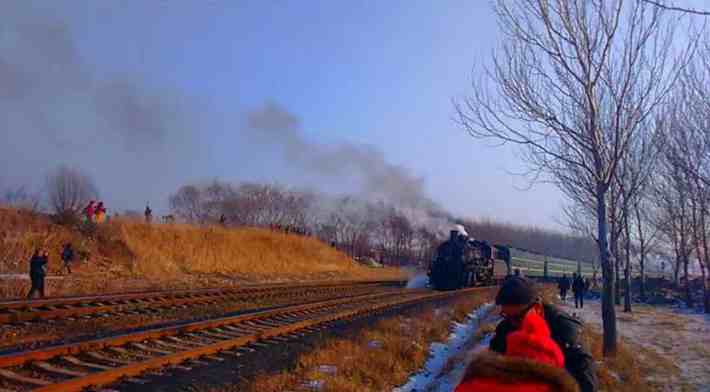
top-left (201, 331), bottom-right (234, 340)
top-left (0, 368), bottom-right (52, 387)
top-left (124, 377), bottom-right (150, 384)
top-left (62, 355), bottom-right (114, 370)
top-left (242, 320), bottom-right (269, 330)
top-left (130, 343), bottom-right (174, 356)
top-left (184, 332), bottom-right (217, 342)
top-left (86, 351), bottom-right (134, 365)
top-left (167, 364), bottom-right (193, 371)
top-left (164, 336), bottom-right (200, 346)
top-left (153, 340), bottom-right (192, 351)
top-left (217, 350), bottom-right (243, 357)
top-left (255, 319), bottom-right (282, 327)
top-left (186, 359), bottom-right (210, 366)
top-left (33, 361), bottom-right (88, 377)
top-left (211, 328), bottom-right (241, 337)
top-left (106, 346), bottom-right (153, 360)
top-left (220, 325), bottom-right (243, 333)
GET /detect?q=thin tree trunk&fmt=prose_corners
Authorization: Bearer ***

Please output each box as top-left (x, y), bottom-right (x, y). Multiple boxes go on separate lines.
top-left (701, 262), bottom-right (709, 313)
top-left (609, 187), bottom-right (621, 306)
top-left (634, 204), bottom-right (647, 302)
top-left (598, 185), bottom-right (617, 356)
top-left (615, 249), bottom-right (622, 305)
top-left (684, 257), bottom-right (693, 308)
top-left (624, 211), bottom-right (632, 312)
top-left (697, 186), bottom-right (709, 314)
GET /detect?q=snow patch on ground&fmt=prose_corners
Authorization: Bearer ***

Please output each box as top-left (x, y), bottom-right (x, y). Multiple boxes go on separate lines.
top-left (559, 299), bottom-right (710, 391)
top-left (423, 335), bottom-right (493, 392)
top-left (393, 303), bottom-right (495, 392)
top-left (406, 274), bottom-right (429, 289)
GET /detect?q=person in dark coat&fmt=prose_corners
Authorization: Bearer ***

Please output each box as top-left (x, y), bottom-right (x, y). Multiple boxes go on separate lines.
top-left (61, 243), bottom-right (74, 275)
top-left (490, 277), bottom-right (597, 392)
top-left (27, 249), bottom-right (48, 299)
top-left (558, 274), bottom-right (571, 302)
top-left (456, 310), bottom-right (579, 392)
top-left (144, 204), bottom-right (152, 223)
top-left (572, 273), bottom-right (585, 309)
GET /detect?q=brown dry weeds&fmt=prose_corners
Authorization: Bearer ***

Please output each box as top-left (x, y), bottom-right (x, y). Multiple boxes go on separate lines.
top-left (0, 207), bottom-right (404, 298)
top-left (211, 289), bottom-right (496, 392)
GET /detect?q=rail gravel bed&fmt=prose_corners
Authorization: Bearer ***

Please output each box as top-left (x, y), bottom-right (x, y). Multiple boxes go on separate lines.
top-left (0, 287), bottom-right (489, 391)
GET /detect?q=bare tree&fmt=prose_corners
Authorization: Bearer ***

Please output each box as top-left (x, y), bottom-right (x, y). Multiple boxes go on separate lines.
top-left (169, 185), bottom-right (208, 223)
top-left (1, 184), bottom-right (40, 211)
top-left (640, 0), bottom-right (710, 15)
top-left (660, 51), bottom-right (710, 312)
top-left (46, 165), bottom-right (99, 219)
top-left (454, 0), bottom-right (693, 355)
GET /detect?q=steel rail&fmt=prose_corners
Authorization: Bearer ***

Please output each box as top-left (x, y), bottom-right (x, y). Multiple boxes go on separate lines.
top-left (0, 287), bottom-right (489, 391)
top-left (0, 280), bottom-right (403, 324)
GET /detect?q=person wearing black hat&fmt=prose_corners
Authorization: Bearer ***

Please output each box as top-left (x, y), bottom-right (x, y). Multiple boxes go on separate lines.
top-left (490, 277), bottom-right (598, 392)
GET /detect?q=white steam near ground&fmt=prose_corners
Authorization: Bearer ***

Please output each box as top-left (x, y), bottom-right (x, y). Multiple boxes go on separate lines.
top-left (405, 274), bottom-right (430, 289)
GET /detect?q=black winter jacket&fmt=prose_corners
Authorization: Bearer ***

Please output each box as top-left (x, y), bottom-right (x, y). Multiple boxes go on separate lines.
top-left (572, 277), bottom-right (586, 293)
top-left (490, 303), bottom-right (598, 392)
top-left (559, 277), bottom-right (571, 291)
top-left (29, 256), bottom-right (47, 277)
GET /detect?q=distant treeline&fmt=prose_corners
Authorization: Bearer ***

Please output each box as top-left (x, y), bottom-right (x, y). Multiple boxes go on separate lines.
top-left (167, 180), bottom-right (598, 267)
top-left (460, 219), bottom-right (597, 264)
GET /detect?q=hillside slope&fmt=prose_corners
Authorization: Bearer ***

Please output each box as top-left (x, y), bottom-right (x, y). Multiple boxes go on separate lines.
top-left (0, 208), bottom-right (403, 298)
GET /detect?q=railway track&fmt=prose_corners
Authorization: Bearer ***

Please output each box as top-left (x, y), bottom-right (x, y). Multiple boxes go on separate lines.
top-left (0, 280), bottom-right (402, 325)
top-left (0, 287), bottom-right (489, 391)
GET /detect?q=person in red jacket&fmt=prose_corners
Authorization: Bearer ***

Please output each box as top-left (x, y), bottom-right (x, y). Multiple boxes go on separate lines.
top-left (455, 310), bottom-right (580, 392)
top-left (85, 200), bottom-right (96, 222)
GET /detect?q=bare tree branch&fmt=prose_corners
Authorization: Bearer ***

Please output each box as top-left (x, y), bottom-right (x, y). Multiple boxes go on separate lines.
top-left (640, 0), bottom-right (710, 16)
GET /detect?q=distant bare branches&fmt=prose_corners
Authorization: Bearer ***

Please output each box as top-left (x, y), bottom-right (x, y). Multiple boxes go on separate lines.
top-left (1, 184), bottom-right (40, 211)
top-left (639, 0), bottom-right (710, 15)
top-left (46, 165), bottom-right (99, 218)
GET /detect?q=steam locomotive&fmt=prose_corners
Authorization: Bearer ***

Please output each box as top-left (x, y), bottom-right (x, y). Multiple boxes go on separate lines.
top-left (427, 226), bottom-right (595, 290)
top-left (427, 226), bottom-right (511, 290)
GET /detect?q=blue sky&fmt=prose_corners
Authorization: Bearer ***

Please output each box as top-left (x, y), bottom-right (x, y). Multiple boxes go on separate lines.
top-left (2, 1), bottom-right (571, 227)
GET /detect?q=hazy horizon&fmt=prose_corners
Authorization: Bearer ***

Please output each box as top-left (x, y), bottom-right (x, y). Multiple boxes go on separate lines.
top-left (1, 1), bottom-right (578, 230)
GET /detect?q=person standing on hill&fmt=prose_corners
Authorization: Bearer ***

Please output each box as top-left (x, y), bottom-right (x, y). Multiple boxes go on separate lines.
top-left (490, 277), bottom-right (597, 392)
top-left (95, 202), bottom-right (106, 223)
top-left (145, 204), bottom-right (152, 223)
top-left (559, 273), bottom-right (571, 302)
top-left (27, 249), bottom-right (48, 299)
top-left (85, 200), bottom-right (96, 223)
top-left (572, 273), bottom-right (585, 309)
top-left (61, 243), bottom-right (74, 275)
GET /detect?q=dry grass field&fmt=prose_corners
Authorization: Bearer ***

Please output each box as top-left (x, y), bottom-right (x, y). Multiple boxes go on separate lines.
top-left (0, 207), bottom-right (405, 298)
top-left (229, 290), bottom-right (496, 392)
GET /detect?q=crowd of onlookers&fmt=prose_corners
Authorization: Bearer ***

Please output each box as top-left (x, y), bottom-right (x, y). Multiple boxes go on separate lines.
top-left (84, 200), bottom-right (108, 223)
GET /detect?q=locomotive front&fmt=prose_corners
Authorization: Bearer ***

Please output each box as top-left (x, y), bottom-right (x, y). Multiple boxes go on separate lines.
top-left (428, 226), bottom-right (496, 290)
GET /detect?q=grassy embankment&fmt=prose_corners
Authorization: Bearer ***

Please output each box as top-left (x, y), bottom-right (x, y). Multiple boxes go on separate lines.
top-left (0, 207), bottom-right (404, 298)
